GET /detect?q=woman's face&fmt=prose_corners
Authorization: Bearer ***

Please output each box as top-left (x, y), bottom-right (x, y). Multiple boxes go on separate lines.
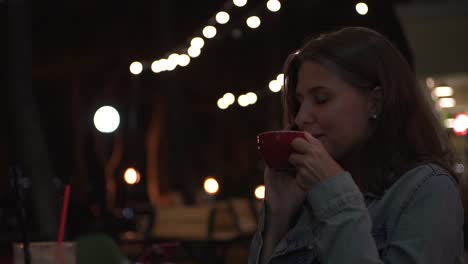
top-left (294, 61), bottom-right (375, 162)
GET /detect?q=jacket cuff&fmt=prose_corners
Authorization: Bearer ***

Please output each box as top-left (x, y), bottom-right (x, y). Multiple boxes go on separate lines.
top-left (306, 171), bottom-right (365, 220)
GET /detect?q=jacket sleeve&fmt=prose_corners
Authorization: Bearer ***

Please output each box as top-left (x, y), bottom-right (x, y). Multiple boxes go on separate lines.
top-left (248, 203), bottom-right (266, 264)
top-left (307, 171), bottom-right (464, 264)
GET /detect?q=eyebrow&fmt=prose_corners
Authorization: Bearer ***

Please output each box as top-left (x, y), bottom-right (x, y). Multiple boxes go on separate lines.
top-left (295, 85), bottom-right (327, 97)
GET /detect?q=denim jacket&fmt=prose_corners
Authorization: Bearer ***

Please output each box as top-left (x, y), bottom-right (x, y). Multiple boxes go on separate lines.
top-left (248, 163), bottom-right (464, 264)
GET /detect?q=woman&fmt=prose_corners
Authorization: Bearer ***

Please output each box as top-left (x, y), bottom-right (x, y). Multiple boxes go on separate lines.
top-left (249, 27), bottom-right (464, 263)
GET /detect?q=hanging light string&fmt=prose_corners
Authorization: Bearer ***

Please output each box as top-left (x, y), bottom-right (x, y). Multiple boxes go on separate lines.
top-left (127, 0), bottom-right (286, 109)
top-left (128, 1), bottom-right (373, 110)
top-left (215, 1), bottom-right (372, 110)
top-left (130, 0), bottom-right (282, 75)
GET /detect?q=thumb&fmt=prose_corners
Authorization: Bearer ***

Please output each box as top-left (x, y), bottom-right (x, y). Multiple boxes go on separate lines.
top-left (303, 132), bottom-right (315, 142)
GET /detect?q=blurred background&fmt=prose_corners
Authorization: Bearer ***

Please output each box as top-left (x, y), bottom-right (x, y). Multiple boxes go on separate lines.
top-left (2, 0), bottom-right (468, 263)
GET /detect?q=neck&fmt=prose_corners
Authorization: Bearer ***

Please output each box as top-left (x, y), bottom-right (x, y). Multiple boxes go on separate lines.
top-left (338, 153), bottom-right (365, 189)
top-left (339, 157), bottom-right (357, 175)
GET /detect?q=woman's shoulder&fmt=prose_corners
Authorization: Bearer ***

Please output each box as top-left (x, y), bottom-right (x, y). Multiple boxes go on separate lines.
top-left (373, 163), bottom-right (461, 223)
top-left (398, 162), bottom-right (457, 185)
top-left (383, 162), bottom-right (459, 201)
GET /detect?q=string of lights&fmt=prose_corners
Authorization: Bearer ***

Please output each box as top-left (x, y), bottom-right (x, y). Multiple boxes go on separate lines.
top-left (129, 0), bottom-right (281, 75)
top-left (128, 1), bottom-right (371, 111)
top-left (217, 1), bottom-right (370, 110)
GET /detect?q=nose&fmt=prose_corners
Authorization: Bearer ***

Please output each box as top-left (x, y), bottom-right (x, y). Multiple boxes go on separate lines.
top-left (294, 102), bottom-right (315, 130)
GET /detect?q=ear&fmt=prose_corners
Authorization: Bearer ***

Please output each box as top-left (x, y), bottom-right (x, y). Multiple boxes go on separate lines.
top-left (368, 86), bottom-right (383, 118)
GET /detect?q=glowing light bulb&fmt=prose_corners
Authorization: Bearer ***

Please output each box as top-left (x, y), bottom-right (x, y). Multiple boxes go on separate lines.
top-left (124, 167), bottom-right (140, 185)
top-left (266, 0), bottom-right (281, 12)
top-left (438, 98), bottom-right (456, 108)
top-left (188, 46), bottom-right (201, 58)
top-left (433, 86), bottom-right (454, 97)
top-left (254, 185), bottom-right (265, 199)
top-left (93, 106), bottom-right (120, 133)
top-left (129, 61), bottom-right (143, 75)
top-left (246, 16), bottom-right (261, 29)
top-left (238, 95), bottom-right (249, 107)
top-left (217, 98), bottom-right (229, 110)
top-left (216, 11), bottom-right (230, 24)
top-left (223, 93), bottom-right (235, 105)
top-left (269, 79), bottom-right (282, 93)
top-left (276, 73), bottom-right (284, 84)
top-left (246, 92), bottom-right (258, 105)
top-left (204, 178), bottom-right (219, 194)
top-left (356, 2), bottom-right (368, 15)
top-left (177, 54), bottom-right (191, 67)
top-left (151, 60), bottom-right (164, 73)
top-left (190, 37), bottom-right (205, 49)
top-left (203, 26), bottom-right (217, 39)
top-left (453, 113), bottom-right (468, 136)
top-left (233, 0), bottom-right (247, 7)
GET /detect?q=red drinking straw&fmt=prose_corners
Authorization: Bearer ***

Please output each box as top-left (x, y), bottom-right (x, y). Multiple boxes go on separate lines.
top-left (57, 184), bottom-right (71, 245)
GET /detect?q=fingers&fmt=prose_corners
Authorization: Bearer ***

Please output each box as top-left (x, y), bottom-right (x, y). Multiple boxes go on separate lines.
top-left (290, 138), bottom-right (310, 154)
top-left (303, 132), bottom-right (316, 143)
top-left (288, 153), bottom-right (304, 167)
top-left (290, 132), bottom-right (321, 153)
top-left (289, 155), bottom-right (314, 192)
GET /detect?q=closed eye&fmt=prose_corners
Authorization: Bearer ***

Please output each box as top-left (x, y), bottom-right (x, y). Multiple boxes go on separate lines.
top-left (314, 94), bottom-right (330, 104)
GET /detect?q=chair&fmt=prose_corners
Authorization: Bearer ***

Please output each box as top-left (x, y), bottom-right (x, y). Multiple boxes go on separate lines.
top-left (152, 205), bottom-right (214, 240)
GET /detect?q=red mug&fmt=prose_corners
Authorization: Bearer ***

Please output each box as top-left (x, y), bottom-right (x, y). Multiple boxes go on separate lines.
top-left (257, 130), bottom-right (306, 170)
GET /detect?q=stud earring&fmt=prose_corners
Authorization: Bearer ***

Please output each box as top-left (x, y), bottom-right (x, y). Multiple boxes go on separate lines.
top-left (370, 113), bottom-right (378, 120)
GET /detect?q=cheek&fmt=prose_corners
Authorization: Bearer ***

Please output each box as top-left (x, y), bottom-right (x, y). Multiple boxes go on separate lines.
top-left (319, 108), bottom-right (370, 155)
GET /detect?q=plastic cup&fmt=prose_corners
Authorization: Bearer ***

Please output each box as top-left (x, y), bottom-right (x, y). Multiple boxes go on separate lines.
top-left (13, 242), bottom-right (75, 264)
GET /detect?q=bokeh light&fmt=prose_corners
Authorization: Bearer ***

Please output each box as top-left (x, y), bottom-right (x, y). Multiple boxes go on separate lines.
top-left (355, 2), bottom-right (368, 15)
top-left (151, 60), bottom-right (164, 73)
top-left (216, 11), bottom-right (230, 24)
top-left (204, 178), bottom-right (219, 195)
top-left (433, 86), bottom-right (454, 97)
top-left (454, 163), bottom-right (465, 174)
top-left (453, 113), bottom-right (468, 136)
top-left (177, 54), bottom-right (191, 67)
top-left (233, 0), bottom-right (247, 7)
top-left (165, 53), bottom-right (179, 71)
top-left (93, 106), bottom-right (120, 133)
top-left (202, 26), bottom-right (217, 39)
top-left (124, 167), bottom-right (141, 185)
top-left (238, 95), bottom-right (249, 107)
top-left (438, 98), bottom-right (456, 108)
top-left (266, 0), bottom-right (281, 12)
top-left (246, 92), bottom-right (258, 105)
top-left (217, 98), bottom-right (229, 110)
top-left (190, 37), bottom-right (205, 49)
top-left (269, 79), bottom-right (282, 93)
top-left (223, 93), bottom-right (235, 105)
top-left (188, 46), bottom-right (201, 58)
top-left (254, 185), bottom-right (265, 199)
top-left (445, 118), bottom-right (455, 128)
top-left (426, 77), bottom-right (435, 89)
top-left (246, 16), bottom-right (261, 29)
top-left (129, 61), bottom-right (143, 75)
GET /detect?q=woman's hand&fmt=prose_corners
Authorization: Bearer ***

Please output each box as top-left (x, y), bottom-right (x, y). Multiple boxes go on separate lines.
top-left (261, 167), bottom-right (307, 264)
top-left (264, 167), bottom-right (306, 220)
top-left (289, 132), bottom-right (345, 192)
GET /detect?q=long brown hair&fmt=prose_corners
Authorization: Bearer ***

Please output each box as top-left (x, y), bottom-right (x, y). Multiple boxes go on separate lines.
top-left (282, 27), bottom-right (457, 194)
